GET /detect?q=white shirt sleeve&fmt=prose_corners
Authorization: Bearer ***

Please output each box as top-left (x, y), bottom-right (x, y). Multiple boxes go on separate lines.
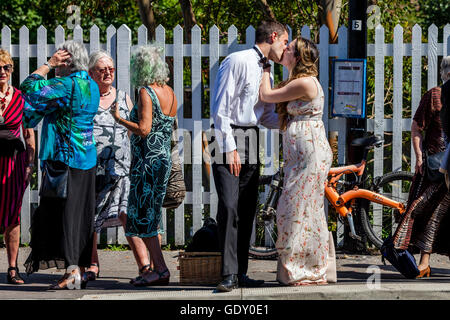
top-left (211, 55), bottom-right (243, 153)
top-left (257, 72), bottom-right (280, 129)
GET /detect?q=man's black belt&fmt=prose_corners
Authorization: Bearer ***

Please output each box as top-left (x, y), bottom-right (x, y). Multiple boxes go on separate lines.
top-left (230, 124), bottom-right (259, 130)
top-left (211, 124), bottom-right (259, 130)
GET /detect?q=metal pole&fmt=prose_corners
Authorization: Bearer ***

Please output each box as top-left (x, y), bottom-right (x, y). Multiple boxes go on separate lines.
top-left (344, 0), bottom-right (369, 252)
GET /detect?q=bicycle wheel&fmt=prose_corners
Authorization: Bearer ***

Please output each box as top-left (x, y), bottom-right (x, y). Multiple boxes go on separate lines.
top-left (248, 175), bottom-right (279, 260)
top-left (360, 171), bottom-right (414, 249)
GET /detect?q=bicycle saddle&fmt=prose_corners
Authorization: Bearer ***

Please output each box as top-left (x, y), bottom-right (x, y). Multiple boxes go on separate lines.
top-left (351, 135), bottom-right (384, 148)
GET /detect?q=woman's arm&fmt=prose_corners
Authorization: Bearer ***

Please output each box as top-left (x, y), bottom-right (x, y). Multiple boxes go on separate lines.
top-left (32, 50), bottom-right (71, 78)
top-left (111, 87), bottom-right (152, 137)
top-left (259, 68), bottom-right (317, 103)
top-left (24, 127), bottom-right (35, 184)
top-left (411, 120), bottom-right (424, 175)
top-left (124, 93), bottom-right (134, 138)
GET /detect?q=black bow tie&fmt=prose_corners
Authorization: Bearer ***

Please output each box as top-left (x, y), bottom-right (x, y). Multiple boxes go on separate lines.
top-left (254, 46), bottom-right (271, 69)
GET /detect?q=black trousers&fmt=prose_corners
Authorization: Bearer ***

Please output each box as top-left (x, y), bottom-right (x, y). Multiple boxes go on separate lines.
top-left (211, 126), bottom-right (260, 276)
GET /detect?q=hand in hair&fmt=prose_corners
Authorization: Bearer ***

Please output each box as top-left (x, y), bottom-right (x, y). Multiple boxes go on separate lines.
top-left (48, 50), bottom-right (72, 69)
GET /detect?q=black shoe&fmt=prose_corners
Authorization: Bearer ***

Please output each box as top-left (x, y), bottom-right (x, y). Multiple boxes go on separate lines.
top-left (238, 274), bottom-right (264, 287)
top-left (216, 274), bottom-right (238, 292)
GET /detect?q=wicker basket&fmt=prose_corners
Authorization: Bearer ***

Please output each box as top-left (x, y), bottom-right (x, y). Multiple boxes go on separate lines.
top-left (178, 252), bottom-right (222, 285)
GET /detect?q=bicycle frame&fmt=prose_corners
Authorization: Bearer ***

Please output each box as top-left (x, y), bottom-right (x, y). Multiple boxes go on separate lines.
top-left (325, 160), bottom-right (406, 240)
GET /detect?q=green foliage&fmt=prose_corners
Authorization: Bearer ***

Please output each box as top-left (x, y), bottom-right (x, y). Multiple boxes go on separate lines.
top-left (104, 244), bottom-right (129, 251)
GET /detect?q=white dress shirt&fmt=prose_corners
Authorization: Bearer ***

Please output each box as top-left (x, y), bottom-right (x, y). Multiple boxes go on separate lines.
top-left (211, 45), bottom-right (279, 153)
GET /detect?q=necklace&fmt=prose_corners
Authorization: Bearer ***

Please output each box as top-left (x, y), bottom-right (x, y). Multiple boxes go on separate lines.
top-left (0, 85), bottom-right (11, 125)
top-left (100, 88), bottom-right (112, 97)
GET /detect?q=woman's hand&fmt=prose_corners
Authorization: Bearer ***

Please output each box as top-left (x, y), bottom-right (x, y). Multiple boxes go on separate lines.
top-left (25, 165), bottom-right (33, 185)
top-left (415, 156), bottom-right (423, 175)
top-left (47, 50), bottom-right (72, 69)
top-left (109, 102), bottom-right (120, 122)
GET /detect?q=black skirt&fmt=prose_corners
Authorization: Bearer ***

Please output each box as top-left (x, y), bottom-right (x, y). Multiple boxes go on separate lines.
top-left (24, 164), bottom-right (96, 274)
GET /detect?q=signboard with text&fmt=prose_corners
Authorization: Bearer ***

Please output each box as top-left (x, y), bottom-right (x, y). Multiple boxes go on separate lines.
top-left (331, 59), bottom-right (367, 119)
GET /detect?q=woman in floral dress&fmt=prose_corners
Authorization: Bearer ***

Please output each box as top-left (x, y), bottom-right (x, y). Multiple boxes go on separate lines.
top-left (259, 36), bottom-right (333, 286)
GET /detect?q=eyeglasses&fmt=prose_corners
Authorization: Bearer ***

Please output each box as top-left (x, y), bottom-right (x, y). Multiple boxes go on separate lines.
top-left (96, 67), bottom-right (115, 74)
top-left (0, 65), bottom-right (12, 72)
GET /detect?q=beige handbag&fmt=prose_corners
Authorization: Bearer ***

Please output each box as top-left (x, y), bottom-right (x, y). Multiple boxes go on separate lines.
top-left (326, 231), bottom-right (337, 283)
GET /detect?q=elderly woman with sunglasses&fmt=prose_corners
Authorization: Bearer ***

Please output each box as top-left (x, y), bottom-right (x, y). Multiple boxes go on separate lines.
top-left (0, 49), bottom-right (35, 285)
top-left (85, 50), bottom-right (162, 283)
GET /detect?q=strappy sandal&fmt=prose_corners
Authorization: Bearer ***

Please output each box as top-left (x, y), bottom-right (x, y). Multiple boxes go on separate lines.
top-left (7, 267), bottom-right (24, 285)
top-left (48, 270), bottom-right (82, 290)
top-left (132, 269), bottom-right (170, 287)
top-left (129, 264), bottom-right (152, 284)
top-left (85, 263), bottom-right (100, 281)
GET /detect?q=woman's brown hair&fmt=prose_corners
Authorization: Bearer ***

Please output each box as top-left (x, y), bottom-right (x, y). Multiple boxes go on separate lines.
top-left (276, 36), bottom-right (319, 131)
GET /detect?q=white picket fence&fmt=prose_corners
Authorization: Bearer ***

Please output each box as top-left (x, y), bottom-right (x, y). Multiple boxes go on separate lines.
top-left (2, 23), bottom-right (450, 247)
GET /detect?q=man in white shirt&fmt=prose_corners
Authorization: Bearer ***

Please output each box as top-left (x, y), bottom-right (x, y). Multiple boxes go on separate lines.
top-left (211, 20), bottom-right (289, 292)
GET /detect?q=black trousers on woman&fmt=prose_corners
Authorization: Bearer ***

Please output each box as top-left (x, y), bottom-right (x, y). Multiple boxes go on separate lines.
top-left (211, 125), bottom-right (260, 277)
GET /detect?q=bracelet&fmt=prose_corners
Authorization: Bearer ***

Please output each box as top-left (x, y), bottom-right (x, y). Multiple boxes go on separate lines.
top-left (44, 61), bottom-right (54, 70)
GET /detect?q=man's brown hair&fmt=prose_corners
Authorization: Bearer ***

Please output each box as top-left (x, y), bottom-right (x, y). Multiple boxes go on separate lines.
top-left (255, 20), bottom-right (288, 44)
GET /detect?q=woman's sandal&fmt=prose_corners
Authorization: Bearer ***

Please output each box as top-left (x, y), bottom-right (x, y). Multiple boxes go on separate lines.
top-left (132, 269), bottom-right (170, 287)
top-left (85, 263), bottom-right (100, 281)
top-left (129, 264), bottom-right (152, 284)
top-left (6, 267), bottom-right (24, 285)
top-left (48, 270), bottom-right (82, 290)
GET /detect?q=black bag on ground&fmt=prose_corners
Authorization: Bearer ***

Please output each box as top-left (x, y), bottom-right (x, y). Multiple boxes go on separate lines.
top-left (185, 217), bottom-right (220, 252)
top-left (380, 236), bottom-right (419, 279)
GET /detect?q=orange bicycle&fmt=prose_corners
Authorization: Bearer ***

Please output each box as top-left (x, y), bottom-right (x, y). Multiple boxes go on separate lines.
top-left (249, 135), bottom-right (413, 259)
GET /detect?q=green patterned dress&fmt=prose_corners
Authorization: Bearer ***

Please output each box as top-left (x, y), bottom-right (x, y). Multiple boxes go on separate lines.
top-left (125, 86), bottom-right (175, 238)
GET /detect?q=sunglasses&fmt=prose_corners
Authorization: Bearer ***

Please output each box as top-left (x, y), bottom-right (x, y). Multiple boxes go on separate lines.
top-left (0, 64), bottom-right (13, 72)
top-left (96, 67), bottom-right (115, 74)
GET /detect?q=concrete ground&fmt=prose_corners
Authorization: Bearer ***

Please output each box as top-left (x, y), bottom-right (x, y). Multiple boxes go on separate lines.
top-left (0, 247), bottom-right (450, 300)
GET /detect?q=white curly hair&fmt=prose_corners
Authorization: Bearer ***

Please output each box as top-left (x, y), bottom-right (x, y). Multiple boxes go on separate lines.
top-left (441, 55), bottom-right (450, 83)
top-left (88, 50), bottom-right (114, 71)
top-left (131, 44), bottom-right (169, 87)
top-left (57, 40), bottom-right (89, 73)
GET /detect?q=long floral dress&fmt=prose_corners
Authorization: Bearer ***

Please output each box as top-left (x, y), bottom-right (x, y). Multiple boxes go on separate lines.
top-left (93, 90), bottom-right (131, 232)
top-left (276, 76), bottom-right (333, 285)
top-left (125, 86), bottom-right (175, 238)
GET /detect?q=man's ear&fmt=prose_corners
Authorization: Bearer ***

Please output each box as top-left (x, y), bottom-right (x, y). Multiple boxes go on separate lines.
top-left (270, 31), bottom-right (278, 43)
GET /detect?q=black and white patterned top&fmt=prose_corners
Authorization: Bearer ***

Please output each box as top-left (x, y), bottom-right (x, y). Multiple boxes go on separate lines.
top-left (93, 90), bottom-right (131, 177)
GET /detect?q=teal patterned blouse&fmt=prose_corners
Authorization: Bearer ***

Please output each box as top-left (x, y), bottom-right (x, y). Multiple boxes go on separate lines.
top-left (20, 71), bottom-right (100, 170)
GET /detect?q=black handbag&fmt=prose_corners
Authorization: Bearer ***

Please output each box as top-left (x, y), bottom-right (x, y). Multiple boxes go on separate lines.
top-left (0, 127), bottom-right (26, 157)
top-left (162, 119), bottom-right (186, 209)
top-left (425, 150), bottom-right (445, 183)
top-left (40, 160), bottom-right (69, 198)
top-left (380, 236), bottom-right (420, 279)
top-left (39, 79), bottom-right (75, 199)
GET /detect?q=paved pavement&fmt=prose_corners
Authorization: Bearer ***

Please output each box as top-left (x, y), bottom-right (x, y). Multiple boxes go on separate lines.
top-left (0, 247), bottom-right (450, 300)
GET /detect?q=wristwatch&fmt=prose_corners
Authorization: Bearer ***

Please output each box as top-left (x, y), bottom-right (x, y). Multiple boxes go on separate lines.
top-left (44, 61), bottom-right (54, 70)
